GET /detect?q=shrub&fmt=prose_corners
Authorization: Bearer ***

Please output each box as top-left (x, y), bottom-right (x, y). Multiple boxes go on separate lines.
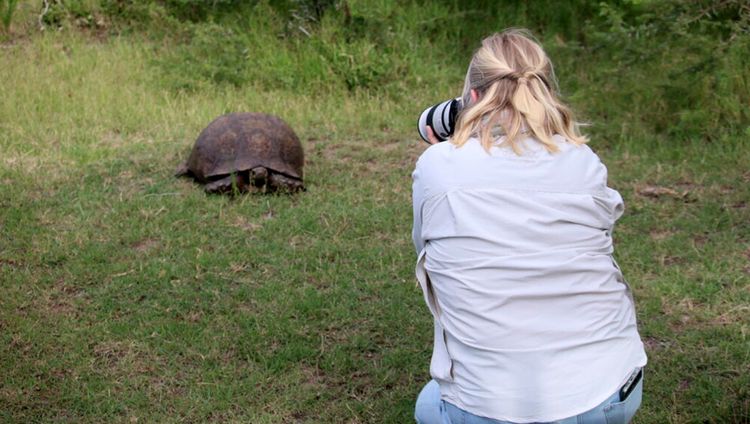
top-left (571, 0), bottom-right (750, 144)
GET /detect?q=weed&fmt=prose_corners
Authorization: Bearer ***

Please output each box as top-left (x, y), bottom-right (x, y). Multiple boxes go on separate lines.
top-left (0, 0), bottom-right (18, 31)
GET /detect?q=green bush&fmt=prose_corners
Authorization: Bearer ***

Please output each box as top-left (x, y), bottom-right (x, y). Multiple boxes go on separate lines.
top-left (571, 0), bottom-right (750, 144)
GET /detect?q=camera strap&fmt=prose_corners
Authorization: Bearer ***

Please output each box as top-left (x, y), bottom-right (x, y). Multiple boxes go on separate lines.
top-left (619, 368), bottom-right (643, 401)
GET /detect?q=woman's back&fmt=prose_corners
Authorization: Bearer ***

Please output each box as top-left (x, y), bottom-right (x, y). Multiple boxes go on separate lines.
top-left (412, 136), bottom-right (646, 421)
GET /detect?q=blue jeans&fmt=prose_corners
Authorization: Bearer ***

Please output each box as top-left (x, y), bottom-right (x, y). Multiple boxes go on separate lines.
top-left (414, 375), bottom-right (643, 424)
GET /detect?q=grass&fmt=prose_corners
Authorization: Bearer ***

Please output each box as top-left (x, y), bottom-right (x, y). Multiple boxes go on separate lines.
top-left (1, 19), bottom-right (749, 424)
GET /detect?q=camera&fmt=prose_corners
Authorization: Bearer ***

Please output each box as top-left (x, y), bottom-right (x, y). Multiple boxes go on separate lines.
top-left (417, 97), bottom-right (462, 144)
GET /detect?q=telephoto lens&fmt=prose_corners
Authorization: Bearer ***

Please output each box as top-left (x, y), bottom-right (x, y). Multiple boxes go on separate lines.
top-left (417, 97), bottom-right (462, 144)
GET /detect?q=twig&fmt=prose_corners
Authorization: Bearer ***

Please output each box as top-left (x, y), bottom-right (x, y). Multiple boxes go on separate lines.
top-left (38, 0), bottom-right (49, 31)
top-left (680, 0), bottom-right (734, 27)
top-left (298, 25), bottom-right (311, 38)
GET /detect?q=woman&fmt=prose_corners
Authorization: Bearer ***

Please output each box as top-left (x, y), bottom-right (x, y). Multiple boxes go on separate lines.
top-left (412, 29), bottom-right (647, 424)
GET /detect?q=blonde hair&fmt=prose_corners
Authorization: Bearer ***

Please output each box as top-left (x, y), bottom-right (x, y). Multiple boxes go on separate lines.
top-left (452, 29), bottom-right (587, 153)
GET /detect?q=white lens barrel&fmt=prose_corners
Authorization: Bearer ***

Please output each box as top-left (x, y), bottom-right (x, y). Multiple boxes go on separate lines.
top-left (417, 98), bottom-right (461, 144)
top-left (418, 107), bottom-right (431, 142)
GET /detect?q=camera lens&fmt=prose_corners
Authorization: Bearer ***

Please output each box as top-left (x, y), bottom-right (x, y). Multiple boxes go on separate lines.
top-left (418, 98), bottom-right (461, 143)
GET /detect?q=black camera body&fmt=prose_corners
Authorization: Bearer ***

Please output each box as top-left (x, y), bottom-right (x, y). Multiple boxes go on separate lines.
top-left (417, 97), bottom-right (463, 144)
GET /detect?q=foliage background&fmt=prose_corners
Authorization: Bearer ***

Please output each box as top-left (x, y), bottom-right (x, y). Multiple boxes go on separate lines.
top-left (1, 0), bottom-right (748, 422)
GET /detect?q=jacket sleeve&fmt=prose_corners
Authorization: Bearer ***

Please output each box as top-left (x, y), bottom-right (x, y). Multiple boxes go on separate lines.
top-left (599, 157), bottom-right (625, 223)
top-left (592, 158), bottom-right (625, 231)
top-left (412, 160), bottom-right (426, 255)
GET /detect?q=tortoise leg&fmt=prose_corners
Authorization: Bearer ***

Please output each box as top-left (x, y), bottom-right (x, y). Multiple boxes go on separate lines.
top-left (205, 173), bottom-right (250, 194)
top-left (204, 175), bottom-right (234, 194)
top-left (234, 171), bottom-right (250, 193)
top-left (174, 161), bottom-right (190, 178)
top-left (268, 173), bottom-right (305, 192)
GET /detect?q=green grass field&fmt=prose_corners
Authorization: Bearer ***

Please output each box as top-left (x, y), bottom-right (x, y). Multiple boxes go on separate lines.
top-left (1, 1), bottom-right (749, 422)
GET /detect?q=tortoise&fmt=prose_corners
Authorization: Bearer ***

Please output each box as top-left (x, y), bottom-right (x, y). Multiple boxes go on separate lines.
top-left (176, 112), bottom-right (305, 194)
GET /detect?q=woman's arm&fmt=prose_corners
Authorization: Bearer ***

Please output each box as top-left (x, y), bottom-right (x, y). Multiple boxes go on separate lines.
top-left (412, 162), bottom-right (426, 255)
top-left (412, 127), bottom-right (439, 254)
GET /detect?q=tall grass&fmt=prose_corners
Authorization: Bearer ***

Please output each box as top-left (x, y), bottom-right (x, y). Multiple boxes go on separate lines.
top-left (149, 0), bottom-right (750, 147)
top-left (10, 0), bottom-right (748, 146)
top-left (0, 0), bottom-right (18, 30)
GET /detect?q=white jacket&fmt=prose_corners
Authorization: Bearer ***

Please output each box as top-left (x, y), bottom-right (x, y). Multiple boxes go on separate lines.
top-left (412, 135), bottom-right (647, 423)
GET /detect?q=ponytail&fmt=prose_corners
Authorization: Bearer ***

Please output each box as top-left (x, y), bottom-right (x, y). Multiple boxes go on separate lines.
top-left (452, 29), bottom-right (587, 154)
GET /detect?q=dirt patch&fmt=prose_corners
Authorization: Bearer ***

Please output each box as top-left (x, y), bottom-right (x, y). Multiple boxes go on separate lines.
top-left (305, 275), bottom-right (330, 290)
top-left (636, 185), bottom-right (692, 200)
top-left (232, 215), bottom-right (262, 232)
top-left (650, 229), bottom-right (675, 241)
top-left (711, 305), bottom-right (750, 326)
top-left (677, 378), bottom-right (692, 392)
top-left (98, 130), bottom-right (127, 148)
top-left (662, 297), bottom-right (703, 332)
top-left (8, 333), bottom-right (34, 355)
top-left (0, 258), bottom-right (22, 267)
top-left (184, 310), bottom-right (203, 323)
top-left (44, 278), bottom-right (87, 318)
top-left (47, 298), bottom-right (77, 317)
top-left (658, 255), bottom-right (685, 266)
top-left (91, 340), bottom-right (157, 376)
top-left (132, 238), bottom-right (159, 253)
top-left (308, 140), bottom-right (345, 163)
top-left (369, 138), bottom-right (406, 154)
top-left (300, 363), bottom-right (326, 388)
top-left (3, 155), bottom-right (43, 172)
top-left (718, 184), bottom-right (735, 195)
top-left (692, 233), bottom-right (710, 247)
top-left (674, 179), bottom-right (700, 192)
top-left (642, 336), bottom-right (671, 351)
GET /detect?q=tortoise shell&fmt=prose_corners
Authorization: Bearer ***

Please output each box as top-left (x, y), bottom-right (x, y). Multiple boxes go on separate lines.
top-left (185, 112), bottom-right (304, 184)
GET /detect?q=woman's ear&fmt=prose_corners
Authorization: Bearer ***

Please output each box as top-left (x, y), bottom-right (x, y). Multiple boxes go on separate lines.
top-left (470, 89), bottom-right (480, 103)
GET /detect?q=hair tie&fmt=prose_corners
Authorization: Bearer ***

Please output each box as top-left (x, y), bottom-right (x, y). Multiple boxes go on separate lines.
top-left (485, 70), bottom-right (549, 89)
top-left (500, 70), bottom-right (534, 83)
